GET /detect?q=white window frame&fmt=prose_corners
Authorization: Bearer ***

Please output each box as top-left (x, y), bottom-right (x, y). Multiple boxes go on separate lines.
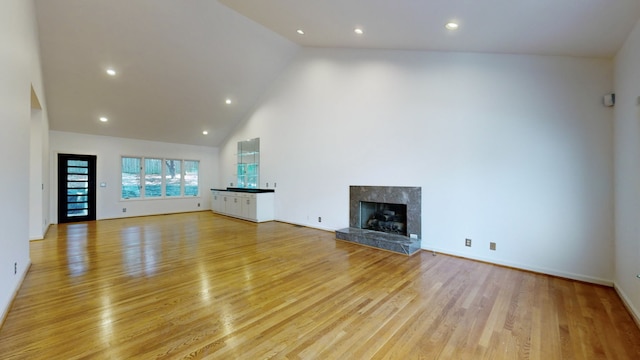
top-left (121, 156), bottom-right (200, 200)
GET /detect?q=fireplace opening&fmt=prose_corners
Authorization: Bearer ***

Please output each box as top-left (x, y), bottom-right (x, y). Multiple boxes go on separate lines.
top-left (360, 201), bottom-right (407, 236)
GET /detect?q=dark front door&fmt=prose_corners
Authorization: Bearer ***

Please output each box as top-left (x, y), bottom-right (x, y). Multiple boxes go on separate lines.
top-left (58, 154), bottom-right (97, 223)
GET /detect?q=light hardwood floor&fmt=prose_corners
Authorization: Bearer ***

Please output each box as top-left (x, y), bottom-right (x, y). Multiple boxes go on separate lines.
top-left (0, 212), bottom-right (638, 359)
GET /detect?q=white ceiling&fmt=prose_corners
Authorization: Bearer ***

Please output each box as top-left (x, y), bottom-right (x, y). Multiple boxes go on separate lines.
top-left (35, 0), bottom-right (298, 147)
top-left (35, 0), bottom-right (640, 147)
top-left (221, 0), bottom-right (640, 57)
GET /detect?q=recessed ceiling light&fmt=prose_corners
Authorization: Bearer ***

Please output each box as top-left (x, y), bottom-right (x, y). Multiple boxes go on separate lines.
top-left (99, 117), bottom-right (108, 122)
top-left (202, 130), bottom-right (208, 135)
top-left (354, 28), bottom-right (364, 35)
top-left (296, 29), bottom-right (305, 35)
top-left (445, 22), bottom-right (459, 30)
top-left (225, 99), bottom-right (232, 105)
top-left (106, 68), bottom-right (116, 76)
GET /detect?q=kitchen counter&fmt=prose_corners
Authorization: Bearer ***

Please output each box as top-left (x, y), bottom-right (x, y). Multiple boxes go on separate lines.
top-left (210, 187), bottom-right (275, 193)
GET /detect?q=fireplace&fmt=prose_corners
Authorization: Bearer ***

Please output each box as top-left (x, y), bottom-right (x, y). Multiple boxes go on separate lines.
top-left (336, 186), bottom-right (421, 255)
top-left (360, 201), bottom-right (407, 236)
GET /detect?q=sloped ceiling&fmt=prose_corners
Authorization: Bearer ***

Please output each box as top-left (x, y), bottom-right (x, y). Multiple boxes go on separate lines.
top-left (35, 0), bottom-right (299, 147)
top-left (35, 0), bottom-right (640, 147)
top-left (221, 0), bottom-right (640, 58)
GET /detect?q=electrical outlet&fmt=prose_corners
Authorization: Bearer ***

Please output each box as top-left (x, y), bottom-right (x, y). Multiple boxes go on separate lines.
top-left (465, 238), bottom-right (472, 247)
top-left (266, 182), bottom-right (269, 188)
top-left (318, 217), bottom-right (322, 223)
top-left (14, 262), bottom-right (17, 275)
top-left (490, 242), bottom-right (496, 251)
top-left (197, 203), bottom-right (200, 207)
top-left (230, 182), bottom-right (233, 186)
top-left (122, 208), bottom-right (127, 213)
top-left (274, 182), bottom-right (277, 188)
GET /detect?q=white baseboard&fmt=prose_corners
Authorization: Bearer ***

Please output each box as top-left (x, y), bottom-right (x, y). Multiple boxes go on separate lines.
top-left (274, 219), bottom-right (336, 233)
top-left (423, 246), bottom-right (613, 286)
top-left (614, 283), bottom-right (640, 329)
top-left (0, 260), bottom-right (32, 328)
top-left (29, 223), bottom-right (52, 241)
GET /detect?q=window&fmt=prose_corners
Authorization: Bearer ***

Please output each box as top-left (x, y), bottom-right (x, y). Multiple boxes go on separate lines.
top-left (184, 160), bottom-right (199, 196)
top-left (237, 138), bottom-right (259, 188)
top-left (122, 157), bottom-right (141, 199)
top-left (144, 158), bottom-right (162, 197)
top-left (121, 157), bottom-right (199, 199)
top-left (164, 159), bottom-right (181, 197)
top-left (237, 163), bottom-right (258, 188)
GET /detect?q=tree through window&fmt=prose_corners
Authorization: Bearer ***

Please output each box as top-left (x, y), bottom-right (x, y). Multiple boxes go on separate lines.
top-left (121, 157), bottom-right (199, 199)
top-left (165, 159), bottom-right (181, 196)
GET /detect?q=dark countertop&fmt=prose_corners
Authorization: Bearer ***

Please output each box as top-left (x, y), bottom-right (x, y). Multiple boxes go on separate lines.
top-left (211, 188), bottom-right (275, 193)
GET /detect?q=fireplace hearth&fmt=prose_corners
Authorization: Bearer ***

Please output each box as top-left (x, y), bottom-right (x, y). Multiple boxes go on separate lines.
top-left (336, 186), bottom-right (421, 255)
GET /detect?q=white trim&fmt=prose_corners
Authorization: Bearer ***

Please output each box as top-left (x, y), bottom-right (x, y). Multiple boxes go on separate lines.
top-left (29, 223), bottom-right (51, 241)
top-left (0, 260), bottom-right (32, 328)
top-left (121, 157), bottom-right (201, 200)
top-left (274, 219), bottom-right (336, 232)
top-left (423, 246), bottom-right (613, 286)
top-left (614, 282), bottom-right (640, 329)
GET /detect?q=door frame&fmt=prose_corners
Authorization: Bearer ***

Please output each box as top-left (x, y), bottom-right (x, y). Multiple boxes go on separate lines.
top-left (57, 153), bottom-right (97, 223)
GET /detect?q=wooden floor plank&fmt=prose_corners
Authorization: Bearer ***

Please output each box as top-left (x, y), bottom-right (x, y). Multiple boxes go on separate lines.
top-left (0, 212), bottom-right (638, 359)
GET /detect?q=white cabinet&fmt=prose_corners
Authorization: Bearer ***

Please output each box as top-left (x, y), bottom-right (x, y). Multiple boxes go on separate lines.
top-left (247, 195), bottom-right (258, 220)
top-left (225, 194), bottom-right (242, 217)
top-left (240, 194), bottom-right (255, 219)
top-left (211, 190), bottom-right (274, 222)
top-left (254, 193), bottom-right (274, 222)
top-left (211, 191), bottom-right (224, 213)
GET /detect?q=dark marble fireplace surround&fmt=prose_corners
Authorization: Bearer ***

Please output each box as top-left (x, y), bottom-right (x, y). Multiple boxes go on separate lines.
top-left (336, 186), bottom-right (422, 255)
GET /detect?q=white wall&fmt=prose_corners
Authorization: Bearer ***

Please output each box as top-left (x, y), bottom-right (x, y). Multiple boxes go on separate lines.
top-left (614, 17), bottom-right (640, 324)
top-left (220, 48), bottom-right (614, 284)
top-left (29, 101), bottom-right (50, 240)
top-left (0, 0), bottom-right (48, 321)
top-left (50, 131), bottom-right (219, 222)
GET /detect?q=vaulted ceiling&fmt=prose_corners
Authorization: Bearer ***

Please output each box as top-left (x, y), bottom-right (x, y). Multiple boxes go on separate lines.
top-left (35, 0), bottom-right (640, 147)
